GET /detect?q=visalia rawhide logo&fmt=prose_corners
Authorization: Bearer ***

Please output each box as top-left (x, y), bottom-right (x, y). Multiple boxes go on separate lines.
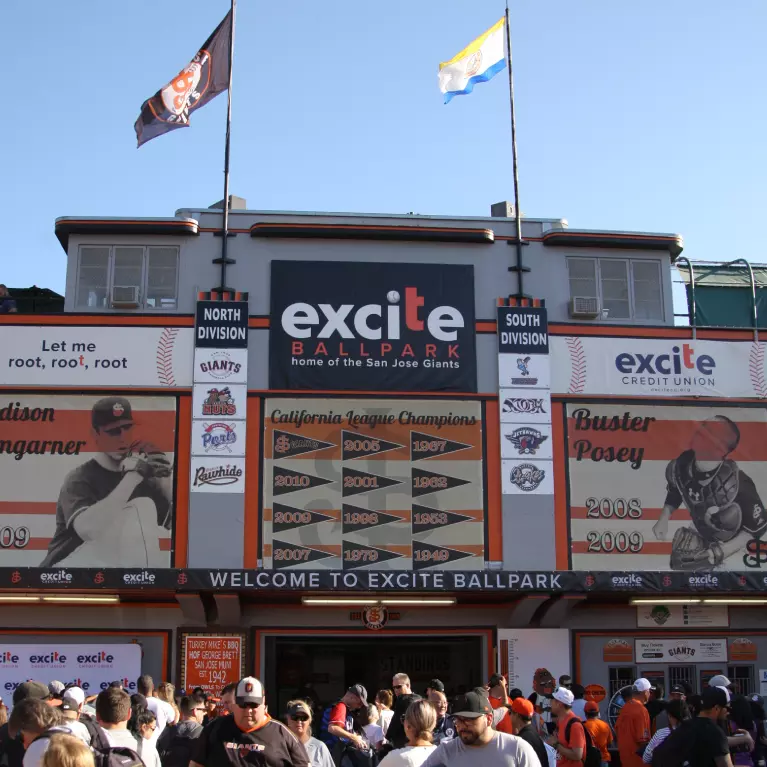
top-left (615, 343), bottom-right (716, 387)
top-left (194, 463), bottom-right (243, 487)
top-left (202, 422), bottom-right (237, 453)
top-left (202, 387), bottom-right (237, 416)
top-left (506, 427), bottom-right (548, 455)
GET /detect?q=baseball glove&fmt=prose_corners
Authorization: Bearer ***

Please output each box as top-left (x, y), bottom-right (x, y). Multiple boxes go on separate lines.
top-left (670, 526), bottom-right (723, 570)
top-left (120, 440), bottom-right (172, 479)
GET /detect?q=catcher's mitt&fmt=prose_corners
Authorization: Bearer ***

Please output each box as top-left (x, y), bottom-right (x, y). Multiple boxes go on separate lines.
top-left (670, 526), bottom-right (723, 570)
top-left (120, 440), bottom-right (172, 479)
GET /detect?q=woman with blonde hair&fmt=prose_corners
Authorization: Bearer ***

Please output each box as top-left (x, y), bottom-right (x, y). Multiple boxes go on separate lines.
top-left (40, 733), bottom-right (95, 767)
top-left (156, 682), bottom-right (180, 724)
top-left (379, 699), bottom-right (437, 767)
top-left (284, 699), bottom-right (334, 767)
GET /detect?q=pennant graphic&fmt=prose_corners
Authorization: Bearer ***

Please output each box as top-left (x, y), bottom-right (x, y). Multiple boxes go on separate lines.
top-left (410, 431), bottom-right (473, 461)
top-left (342, 467), bottom-right (404, 497)
top-left (271, 541), bottom-right (337, 569)
top-left (412, 541), bottom-right (477, 570)
top-left (411, 468), bottom-right (471, 498)
top-left (342, 504), bottom-right (404, 534)
top-left (411, 504), bottom-right (474, 534)
top-left (272, 430), bottom-right (335, 459)
top-left (342, 430), bottom-right (405, 461)
top-left (342, 541), bottom-right (406, 570)
top-left (273, 466), bottom-right (334, 496)
top-left (271, 503), bottom-right (336, 533)
top-left (135, 11), bottom-right (232, 147)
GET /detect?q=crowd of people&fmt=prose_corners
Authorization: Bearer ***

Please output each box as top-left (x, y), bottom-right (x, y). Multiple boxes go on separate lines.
top-left (0, 670), bottom-right (765, 767)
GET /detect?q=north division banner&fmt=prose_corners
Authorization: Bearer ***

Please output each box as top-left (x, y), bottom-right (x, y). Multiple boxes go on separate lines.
top-left (263, 399), bottom-right (485, 570)
top-left (0, 395), bottom-right (176, 567)
top-left (567, 403), bottom-right (767, 572)
top-left (268, 261), bottom-right (477, 393)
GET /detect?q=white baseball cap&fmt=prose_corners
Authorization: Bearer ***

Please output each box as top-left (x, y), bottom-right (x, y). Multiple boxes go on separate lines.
top-left (716, 685), bottom-right (732, 703)
top-left (634, 678), bottom-right (655, 692)
top-left (235, 677), bottom-right (264, 706)
top-left (552, 687), bottom-right (574, 706)
top-left (708, 675), bottom-right (732, 688)
top-left (63, 686), bottom-right (85, 706)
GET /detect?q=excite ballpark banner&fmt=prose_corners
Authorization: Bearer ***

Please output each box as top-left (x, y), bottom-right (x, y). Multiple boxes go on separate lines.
top-left (0, 395), bottom-right (176, 567)
top-left (0, 327), bottom-right (193, 388)
top-left (263, 398), bottom-right (485, 570)
top-left (551, 336), bottom-right (767, 398)
top-left (6, 568), bottom-right (767, 592)
top-left (268, 261), bottom-right (477, 392)
top-left (0, 644), bottom-right (141, 704)
top-left (566, 403), bottom-right (767, 572)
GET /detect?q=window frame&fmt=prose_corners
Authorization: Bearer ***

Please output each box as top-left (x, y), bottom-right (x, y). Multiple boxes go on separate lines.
top-left (566, 256), bottom-right (665, 323)
top-left (75, 244), bottom-right (179, 311)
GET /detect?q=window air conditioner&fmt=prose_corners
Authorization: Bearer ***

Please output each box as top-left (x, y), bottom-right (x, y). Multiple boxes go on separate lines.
top-left (111, 286), bottom-right (140, 308)
top-left (569, 296), bottom-right (600, 319)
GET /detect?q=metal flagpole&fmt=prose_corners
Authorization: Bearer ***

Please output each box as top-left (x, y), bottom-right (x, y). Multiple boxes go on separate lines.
top-left (505, 0), bottom-right (527, 299)
top-left (216, 0), bottom-right (236, 294)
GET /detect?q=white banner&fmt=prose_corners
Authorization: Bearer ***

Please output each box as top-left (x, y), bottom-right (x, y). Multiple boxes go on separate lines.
top-left (0, 327), bottom-right (193, 388)
top-left (635, 638), bottom-right (728, 663)
top-left (497, 629), bottom-right (570, 697)
top-left (551, 336), bottom-right (767, 398)
top-left (637, 604), bottom-right (729, 628)
top-left (0, 644), bottom-right (141, 705)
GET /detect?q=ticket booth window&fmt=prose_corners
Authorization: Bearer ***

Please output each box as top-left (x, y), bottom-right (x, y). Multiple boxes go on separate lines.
top-left (728, 666), bottom-right (755, 696)
top-left (609, 666), bottom-right (636, 697)
top-left (669, 665), bottom-right (696, 695)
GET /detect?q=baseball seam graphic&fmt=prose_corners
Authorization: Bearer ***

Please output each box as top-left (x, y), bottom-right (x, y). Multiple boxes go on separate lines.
top-left (566, 337), bottom-right (586, 393)
top-left (749, 342), bottom-right (766, 398)
top-left (156, 328), bottom-right (178, 387)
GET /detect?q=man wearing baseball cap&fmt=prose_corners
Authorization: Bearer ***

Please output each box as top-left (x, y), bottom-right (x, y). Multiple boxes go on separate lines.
top-left (422, 689), bottom-right (540, 766)
top-left (41, 395), bottom-right (173, 568)
top-left (547, 687), bottom-right (586, 767)
top-left (509, 697), bottom-right (549, 767)
top-left (615, 679), bottom-right (652, 767)
top-left (318, 683), bottom-right (369, 754)
top-left (190, 676), bottom-right (310, 767)
top-left (583, 701), bottom-right (612, 766)
top-left (0, 682), bottom-right (57, 767)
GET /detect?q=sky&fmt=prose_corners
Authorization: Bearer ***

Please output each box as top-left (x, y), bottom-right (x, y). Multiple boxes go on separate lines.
top-left (4, 0), bottom-right (767, 306)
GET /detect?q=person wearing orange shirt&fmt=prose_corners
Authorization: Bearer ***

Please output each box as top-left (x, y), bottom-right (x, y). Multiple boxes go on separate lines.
top-left (616, 679), bottom-right (652, 767)
top-left (547, 687), bottom-right (586, 767)
top-left (488, 673), bottom-right (514, 734)
top-left (583, 701), bottom-right (613, 766)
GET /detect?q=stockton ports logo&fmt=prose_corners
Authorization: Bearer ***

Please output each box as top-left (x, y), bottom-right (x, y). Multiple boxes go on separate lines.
top-left (509, 463), bottom-right (545, 492)
top-left (29, 651), bottom-right (67, 667)
top-left (193, 463), bottom-right (243, 488)
top-left (201, 422), bottom-right (237, 453)
top-left (614, 343), bottom-right (716, 392)
top-left (202, 387), bottom-right (237, 417)
top-left (505, 427), bottom-right (548, 455)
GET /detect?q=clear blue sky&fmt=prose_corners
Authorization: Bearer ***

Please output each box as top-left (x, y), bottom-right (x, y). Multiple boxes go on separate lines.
top-left (4, 0), bottom-right (766, 298)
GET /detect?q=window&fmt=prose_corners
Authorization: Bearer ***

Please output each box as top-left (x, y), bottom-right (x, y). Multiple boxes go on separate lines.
top-left (567, 257), bottom-right (664, 322)
top-left (608, 666), bottom-right (636, 698)
top-left (76, 246), bottom-right (179, 310)
top-left (727, 665), bottom-right (755, 697)
top-left (669, 665), bottom-right (696, 695)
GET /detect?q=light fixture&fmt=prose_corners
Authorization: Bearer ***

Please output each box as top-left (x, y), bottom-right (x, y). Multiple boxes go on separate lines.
top-left (0, 596), bottom-right (42, 603)
top-left (630, 599), bottom-right (702, 605)
top-left (42, 595), bottom-right (120, 604)
top-left (702, 599), bottom-right (767, 605)
top-left (301, 597), bottom-right (456, 606)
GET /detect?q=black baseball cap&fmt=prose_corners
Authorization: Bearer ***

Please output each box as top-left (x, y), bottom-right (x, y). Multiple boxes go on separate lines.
top-left (348, 684), bottom-right (368, 707)
top-left (92, 397), bottom-right (134, 431)
top-left (702, 686), bottom-right (730, 710)
top-left (489, 673), bottom-right (505, 687)
top-left (453, 690), bottom-right (493, 719)
top-left (670, 685), bottom-right (686, 695)
top-left (428, 679), bottom-right (445, 693)
top-left (13, 681), bottom-right (51, 706)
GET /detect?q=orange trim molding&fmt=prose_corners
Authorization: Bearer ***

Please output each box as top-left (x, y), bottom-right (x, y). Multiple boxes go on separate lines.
top-left (551, 402), bottom-right (570, 570)
top-left (174, 396), bottom-right (191, 567)
top-left (484, 400), bottom-right (502, 562)
top-left (244, 398), bottom-right (261, 568)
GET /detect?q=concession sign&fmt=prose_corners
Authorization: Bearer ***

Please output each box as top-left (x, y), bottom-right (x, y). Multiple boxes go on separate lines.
top-left (268, 261), bottom-right (477, 392)
top-left (0, 394), bottom-right (176, 568)
top-left (262, 398), bottom-right (485, 571)
top-left (566, 403), bottom-right (767, 572)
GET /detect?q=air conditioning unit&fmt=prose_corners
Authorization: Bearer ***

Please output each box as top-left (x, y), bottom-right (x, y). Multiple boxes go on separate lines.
top-left (569, 296), bottom-right (600, 319)
top-left (111, 286), bottom-right (140, 308)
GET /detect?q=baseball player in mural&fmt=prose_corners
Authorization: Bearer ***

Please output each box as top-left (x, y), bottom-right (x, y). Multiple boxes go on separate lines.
top-left (653, 415), bottom-right (767, 570)
top-left (41, 397), bottom-right (173, 567)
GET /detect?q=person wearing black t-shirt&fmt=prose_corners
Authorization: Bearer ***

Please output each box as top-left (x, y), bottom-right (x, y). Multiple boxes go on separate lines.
top-left (688, 686), bottom-right (734, 767)
top-left (190, 676), bottom-right (309, 767)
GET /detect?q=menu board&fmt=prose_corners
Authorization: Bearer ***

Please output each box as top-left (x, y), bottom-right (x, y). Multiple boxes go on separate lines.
top-left (180, 633), bottom-right (245, 696)
top-left (263, 399), bottom-right (485, 570)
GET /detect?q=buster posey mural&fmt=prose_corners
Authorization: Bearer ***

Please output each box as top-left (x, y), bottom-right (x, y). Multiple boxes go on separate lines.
top-left (567, 404), bottom-right (767, 571)
top-left (0, 395), bottom-right (176, 567)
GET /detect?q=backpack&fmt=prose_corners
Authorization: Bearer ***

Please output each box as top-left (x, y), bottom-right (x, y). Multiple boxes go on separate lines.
top-left (86, 726), bottom-right (145, 767)
top-left (320, 700), bottom-right (354, 751)
top-left (565, 717), bottom-right (601, 767)
top-left (651, 720), bottom-right (696, 767)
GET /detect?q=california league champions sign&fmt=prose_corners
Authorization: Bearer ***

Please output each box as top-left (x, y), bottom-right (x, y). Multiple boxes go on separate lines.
top-left (269, 262), bottom-right (477, 392)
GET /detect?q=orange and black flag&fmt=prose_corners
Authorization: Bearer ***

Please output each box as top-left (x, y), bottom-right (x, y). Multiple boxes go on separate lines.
top-left (135, 10), bottom-right (232, 147)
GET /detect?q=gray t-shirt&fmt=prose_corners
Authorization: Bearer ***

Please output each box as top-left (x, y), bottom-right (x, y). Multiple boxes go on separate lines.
top-left (305, 737), bottom-right (335, 767)
top-left (421, 731), bottom-right (541, 767)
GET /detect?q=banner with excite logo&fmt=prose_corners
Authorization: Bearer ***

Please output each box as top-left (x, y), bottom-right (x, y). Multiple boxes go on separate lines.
top-left (0, 644), bottom-right (141, 707)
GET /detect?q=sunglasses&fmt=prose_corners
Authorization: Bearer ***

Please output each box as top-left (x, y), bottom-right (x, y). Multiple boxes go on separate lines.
top-left (241, 703), bottom-right (262, 710)
top-left (393, 685), bottom-right (404, 690)
top-left (290, 715), bottom-right (310, 722)
top-left (103, 423), bottom-right (133, 437)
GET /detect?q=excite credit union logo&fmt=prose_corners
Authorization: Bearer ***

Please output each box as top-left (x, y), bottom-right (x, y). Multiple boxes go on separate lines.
top-left (0, 651), bottom-right (19, 667)
top-left (614, 343), bottom-right (716, 392)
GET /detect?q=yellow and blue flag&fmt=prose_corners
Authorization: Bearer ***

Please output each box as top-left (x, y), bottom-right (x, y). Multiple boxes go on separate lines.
top-left (438, 18), bottom-right (506, 104)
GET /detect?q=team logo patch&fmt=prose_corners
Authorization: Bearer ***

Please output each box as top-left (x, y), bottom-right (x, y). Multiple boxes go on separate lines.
top-left (201, 422), bottom-right (237, 453)
top-left (112, 403), bottom-right (124, 417)
top-left (511, 356), bottom-right (539, 386)
top-left (202, 387), bottom-right (236, 416)
top-left (506, 427), bottom-right (548, 455)
top-left (510, 463), bottom-right (546, 492)
top-left (361, 603), bottom-right (388, 631)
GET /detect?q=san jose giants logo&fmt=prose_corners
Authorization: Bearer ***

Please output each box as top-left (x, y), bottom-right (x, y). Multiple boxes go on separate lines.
top-left (503, 397), bottom-right (546, 415)
top-left (202, 387), bottom-right (236, 417)
top-left (510, 463), bottom-right (546, 492)
top-left (201, 422), bottom-right (237, 453)
top-left (506, 427), bottom-right (548, 455)
top-left (151, 50), bottom-right (213, 126)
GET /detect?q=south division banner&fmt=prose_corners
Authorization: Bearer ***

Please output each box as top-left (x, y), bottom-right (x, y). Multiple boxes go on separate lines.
top-left (0, 395), bottom-right (176, 567)
top-left (262, 399), bottom-right (485, 570)
top-left (268, 261), bottom-right (477, 392)
top-left (567, 403), bottom-right (767, 572)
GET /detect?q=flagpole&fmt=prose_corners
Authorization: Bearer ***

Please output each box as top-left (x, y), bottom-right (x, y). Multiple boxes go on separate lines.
top-left (505, 0), bottom-right (527, 299)
top-left (216, 0), bottom-right (236, 294)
